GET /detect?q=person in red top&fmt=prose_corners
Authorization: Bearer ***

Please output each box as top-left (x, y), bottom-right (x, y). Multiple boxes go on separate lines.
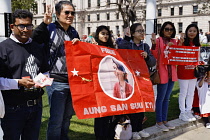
top-left (177, 24), bottom-right (201, 122)
top-left (152, 21), bottom-right (178, 132)
top-left (112, 59), bottom-right (133, 99)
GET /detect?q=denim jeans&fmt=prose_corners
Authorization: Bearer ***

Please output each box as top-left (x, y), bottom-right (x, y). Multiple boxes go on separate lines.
top-left (46, 81), bottom-right (74, 140)
top-left (1, 101), bottom-right (42, 140)
top-left (155, 79), bottom-right (174, 123)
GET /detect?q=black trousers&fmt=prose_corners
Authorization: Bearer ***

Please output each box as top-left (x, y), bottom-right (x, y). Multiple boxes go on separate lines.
top-left (128, 112), bottom-right (144, 132)
top-left (94, 116), bottom-right (117, 140)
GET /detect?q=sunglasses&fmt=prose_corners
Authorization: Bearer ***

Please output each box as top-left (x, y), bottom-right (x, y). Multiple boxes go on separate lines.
top-left (164, 28), bottom-right (174, 32)
top-left (14, 24), bottom-right (34, 31)
top-left (135, 29), bottom-right (145, 34)
top-left (64, 11), bottom-right (76, 16)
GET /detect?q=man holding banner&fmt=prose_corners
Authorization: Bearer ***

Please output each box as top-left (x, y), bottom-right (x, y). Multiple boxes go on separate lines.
top-left (32, 1), bottom-right (80, 140)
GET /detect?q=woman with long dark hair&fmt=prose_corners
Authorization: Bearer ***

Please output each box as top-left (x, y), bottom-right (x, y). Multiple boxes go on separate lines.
top-left (152, 21), bottom-right (178, 131)
top-left (94, 25), bottom-right (116, 140)
top-left (177, 24), bottom-right (201, 122)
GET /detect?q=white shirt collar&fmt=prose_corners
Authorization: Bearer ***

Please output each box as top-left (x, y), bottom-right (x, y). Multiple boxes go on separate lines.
top-left (10, 34), bottom-right (32, 44)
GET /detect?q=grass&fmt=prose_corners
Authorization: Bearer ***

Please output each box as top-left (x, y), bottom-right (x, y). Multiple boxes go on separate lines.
top-left (39, 82), bottom-right (180, 140)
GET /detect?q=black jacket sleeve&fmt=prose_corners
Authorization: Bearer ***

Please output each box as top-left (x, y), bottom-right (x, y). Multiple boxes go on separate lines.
top-left (143, 43), bottom-right (156, 67)
top-left (32, 22), bottom-right (50, 45)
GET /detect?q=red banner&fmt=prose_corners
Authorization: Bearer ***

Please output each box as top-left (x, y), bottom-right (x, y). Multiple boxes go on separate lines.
top-left (65, 41), bottom-right (155, 119)
top-left (163, 45), bottom-right (200, 65)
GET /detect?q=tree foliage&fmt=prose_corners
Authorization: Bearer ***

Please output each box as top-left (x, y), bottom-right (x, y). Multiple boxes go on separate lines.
top-left (113, 0), bottom-right (140, 28)
top-left (12, 0), bottom-right (36, 12)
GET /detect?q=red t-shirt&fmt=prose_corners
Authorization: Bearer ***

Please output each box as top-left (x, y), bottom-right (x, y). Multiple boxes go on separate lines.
top-left (177, 42), bottom-right (197, 79)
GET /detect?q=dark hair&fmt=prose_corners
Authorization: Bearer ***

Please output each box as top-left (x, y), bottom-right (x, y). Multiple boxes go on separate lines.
top-left (95, 25), bottom-right (114, 48)
top-left (55, 1), bottom-right (75, 15)
top-left (130, 23), bottom-right (142, 40)
top-left (12, 9), bottom-right (33, 24)
top-left (159, 21), bottom-right (176, 38)
top-left (184, 24), bottom-right (201, 46)
top-left (112, 59), bottom-right (128, 81)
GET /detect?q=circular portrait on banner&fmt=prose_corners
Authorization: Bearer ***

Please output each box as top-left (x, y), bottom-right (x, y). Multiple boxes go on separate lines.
top-left (98, 55), bottom-right (134, 101)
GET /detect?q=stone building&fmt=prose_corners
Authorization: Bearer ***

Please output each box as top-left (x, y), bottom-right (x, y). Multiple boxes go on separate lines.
top-left (33, 0), bottom-right (210, 38)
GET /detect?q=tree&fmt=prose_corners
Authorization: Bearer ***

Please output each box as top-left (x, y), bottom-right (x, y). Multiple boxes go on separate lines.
top-left (12, 0), bottom-right (36, 12)
top-left (107, 0), bottom-right (143, 28)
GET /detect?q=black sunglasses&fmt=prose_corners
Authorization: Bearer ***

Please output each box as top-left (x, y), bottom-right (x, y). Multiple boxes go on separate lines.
top-left (64, 11), bottom-right (76, 16)
top-left (164, 28), bottom-right (174, 32)
top-left (14, 24), bottom-right (34, 30)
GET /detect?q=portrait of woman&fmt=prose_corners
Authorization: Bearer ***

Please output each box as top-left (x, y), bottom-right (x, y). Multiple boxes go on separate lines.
top-left (112, 59), bottom-right (133, 99)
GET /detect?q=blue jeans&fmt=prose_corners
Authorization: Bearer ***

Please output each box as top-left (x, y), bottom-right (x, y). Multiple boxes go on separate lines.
top-left (1, 101), bottom-right (42, 140)
top-left (155, 79), bottom-right (174, 123)
top-left (46, 81), bottom-right (74, 140)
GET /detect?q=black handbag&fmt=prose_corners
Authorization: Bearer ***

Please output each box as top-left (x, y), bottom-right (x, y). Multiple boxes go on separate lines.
top-left (194, 65), bottom-right (209, 78)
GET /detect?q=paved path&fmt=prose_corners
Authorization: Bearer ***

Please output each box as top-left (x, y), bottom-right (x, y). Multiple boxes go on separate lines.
top-left (169, 126), bottom-right (210, 140)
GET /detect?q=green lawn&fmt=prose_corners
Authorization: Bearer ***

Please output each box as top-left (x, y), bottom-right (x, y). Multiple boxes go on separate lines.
top-left (39, 82), bottom-right (180, 140)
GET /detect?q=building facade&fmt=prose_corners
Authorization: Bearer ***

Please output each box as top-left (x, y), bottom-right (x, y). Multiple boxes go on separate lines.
top-left (33, 0), bottom-right (210, 38)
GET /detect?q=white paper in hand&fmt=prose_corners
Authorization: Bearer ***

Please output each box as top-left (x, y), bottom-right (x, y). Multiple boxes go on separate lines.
top-left (34, 73), bottom-right (54, 87)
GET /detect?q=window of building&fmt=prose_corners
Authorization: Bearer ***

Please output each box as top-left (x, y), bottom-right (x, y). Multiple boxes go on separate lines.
top-left (97, 0), bottom-right (100, 7)
top-left (88, 0), bottom-right (91, 8)
top-left (116, 26), bottom-right (119, 34)
top-left (178, 22), bottom-right (183, 33)
top-left (107, 13), bottom-right (110, 20)
top-left (171, 8), bottom-right (174, 16)
top-left (107, 0), bottom-right (110, 7)
top-left (179, 7), bottom-right (183, 15)
top-left (157, 24), bottom-right (161, 34)
top-left (193, 5), bottom-right (198, 14)
top-left (116, 12), bottom-right (119, 19)
top-left (209, 21), bottom-right (210, 32)
top-left (42, 2), bottom-right (46, 14)
top-left (158, 9), bottom-right (161, 17)
top-left (87, 15), bottom-right (90, 21)
top-left (97, 14), bottom-right (100, 21)
top-left (192, 21), bottom-right (198, 25)
top-left (32, 2), bottom-right (38, 14)
top-left (34, 20), bottom-right (37, 25)
top-left (87, 27), bottom-right (91, 35)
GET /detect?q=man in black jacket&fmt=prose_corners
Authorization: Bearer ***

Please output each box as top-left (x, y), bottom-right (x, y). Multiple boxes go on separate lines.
top-left (0, 9), bottom-right (49, 140)
top-left (32, 1), bottom-right (79, 140)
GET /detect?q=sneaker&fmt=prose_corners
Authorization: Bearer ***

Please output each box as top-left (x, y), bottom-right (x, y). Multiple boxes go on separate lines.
top-left (206, 123), bottom-right (210, 129)
top-left (155, 123), bottom-right (169, 132)
top-left (139, 130), bottom-right (150, 138)
top-left (132, 132), bottom-right (141, 140)
top-left (179, 113), bottom-right (191, 122)
top-left (186, 112), bottom-right (196, 121)
top-left (164, 122), bottom-right (175, 130)
top-left (194, 114), bottom-right (202, 119)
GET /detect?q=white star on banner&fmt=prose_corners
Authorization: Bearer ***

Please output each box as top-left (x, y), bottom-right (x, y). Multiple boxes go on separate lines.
top-left (71, 68), bottom-right (79, 76)
top-left (135, 70), bottom-right (140, 76)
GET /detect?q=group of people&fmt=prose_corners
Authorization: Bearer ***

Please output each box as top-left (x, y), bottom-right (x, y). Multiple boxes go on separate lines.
top-left (0, 0), bottom-right (209, 140)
